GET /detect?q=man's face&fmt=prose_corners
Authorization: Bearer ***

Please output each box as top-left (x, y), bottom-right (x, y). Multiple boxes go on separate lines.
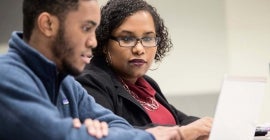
top-left (52, 0), bottom-right (100, 76)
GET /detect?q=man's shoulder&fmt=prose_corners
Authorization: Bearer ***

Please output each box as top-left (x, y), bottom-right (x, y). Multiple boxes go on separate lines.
top-left (0, 53), bottom-right (27, 76)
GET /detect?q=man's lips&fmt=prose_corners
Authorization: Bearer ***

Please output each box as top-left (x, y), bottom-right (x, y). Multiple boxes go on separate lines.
top-left (81, 54), bottom-right (93, 64)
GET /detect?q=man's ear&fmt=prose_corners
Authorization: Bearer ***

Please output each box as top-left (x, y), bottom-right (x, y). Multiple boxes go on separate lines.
top-left (37, 12), bottom-right (59, 37)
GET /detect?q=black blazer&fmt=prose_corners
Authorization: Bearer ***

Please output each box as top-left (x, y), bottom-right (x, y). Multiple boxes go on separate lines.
top-left (76, 56), bottom-right (198, 129)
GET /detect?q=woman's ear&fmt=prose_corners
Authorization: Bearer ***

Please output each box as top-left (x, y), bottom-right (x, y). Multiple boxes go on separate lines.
top-left (103, 45), bottom-right (112, 64)
top-left (37, 12), bottom-right (59, 37)
top-left (102, 45), bottom-right (108, 54)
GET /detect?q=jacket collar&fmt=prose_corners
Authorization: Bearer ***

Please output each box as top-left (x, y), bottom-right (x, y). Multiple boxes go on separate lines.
top-left (91, 56), bottom-right (145, 110)
top-left (90, 56), bottom-right (180, 123)
top-left (9, 31), bottom-right (67, 102)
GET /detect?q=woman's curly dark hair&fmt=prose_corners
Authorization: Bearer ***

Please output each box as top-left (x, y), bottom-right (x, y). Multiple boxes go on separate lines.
top-left (94, 0), bottom-right (173, 62)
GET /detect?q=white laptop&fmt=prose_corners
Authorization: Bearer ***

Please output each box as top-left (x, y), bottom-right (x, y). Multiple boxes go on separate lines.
top-left (209, 75), bottom-right (267, 140)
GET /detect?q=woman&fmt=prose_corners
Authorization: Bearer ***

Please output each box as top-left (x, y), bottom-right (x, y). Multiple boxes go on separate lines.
top-left (76, 0), bottom-right (212, 139)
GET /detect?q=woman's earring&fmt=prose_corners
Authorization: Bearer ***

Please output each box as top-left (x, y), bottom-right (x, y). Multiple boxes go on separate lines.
top-left (149, 54), bottom-right (161, 71)
top-left (106, 52), bottom-right (112, 65)
top-left (149, 61), bottom-right (161, 71)
top-left (156, 53), bottom-right (161, 61)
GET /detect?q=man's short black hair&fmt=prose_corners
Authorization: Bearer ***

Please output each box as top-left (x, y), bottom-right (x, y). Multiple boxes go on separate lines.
top-left (22, 0), bottom-right (81, 41)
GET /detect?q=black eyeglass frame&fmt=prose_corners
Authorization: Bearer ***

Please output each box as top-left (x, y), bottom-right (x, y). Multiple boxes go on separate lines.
top-left (109, 36), bottom-right (160, 48)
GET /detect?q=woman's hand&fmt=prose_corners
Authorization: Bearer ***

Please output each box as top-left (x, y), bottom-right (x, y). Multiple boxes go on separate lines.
top-left (146, 126), bottom-right (182, 140)
top-left (179, 117), bottom-right (213, 140)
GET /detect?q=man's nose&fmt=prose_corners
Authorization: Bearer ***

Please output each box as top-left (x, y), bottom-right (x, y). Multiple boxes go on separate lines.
top-left (86, 34), bottom-right (97, 49)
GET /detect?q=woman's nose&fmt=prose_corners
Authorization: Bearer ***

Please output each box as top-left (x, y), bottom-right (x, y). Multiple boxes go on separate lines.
top-left (132, 41), bottom-right (145, 55)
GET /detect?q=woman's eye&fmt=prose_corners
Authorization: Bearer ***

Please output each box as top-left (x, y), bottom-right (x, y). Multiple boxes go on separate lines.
top-left (120, 36), bottom-right (135, 42)
top-left (142, 37), bottom-right (154, 42)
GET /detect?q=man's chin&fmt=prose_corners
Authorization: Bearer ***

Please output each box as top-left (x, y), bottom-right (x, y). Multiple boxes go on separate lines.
top-left (62, 62), bottom-right (85, 76)
top-left (64, 67), bottom-right (83, 76)
top-left (70, 69), bottom-right (83, 76)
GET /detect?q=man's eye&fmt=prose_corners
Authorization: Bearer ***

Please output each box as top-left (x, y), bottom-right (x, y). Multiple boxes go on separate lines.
top-left (120, 36), bottom-right (135, 43)
top-left (82, 26), bottom-right (92, 32)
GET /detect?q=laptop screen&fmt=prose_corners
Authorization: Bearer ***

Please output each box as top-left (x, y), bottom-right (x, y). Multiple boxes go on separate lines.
top-left (209, 76), bottom-right (266, 140)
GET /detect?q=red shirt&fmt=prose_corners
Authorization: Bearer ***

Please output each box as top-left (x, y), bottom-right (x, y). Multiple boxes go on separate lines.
top-left (122, 77), bottom-right (176, 125)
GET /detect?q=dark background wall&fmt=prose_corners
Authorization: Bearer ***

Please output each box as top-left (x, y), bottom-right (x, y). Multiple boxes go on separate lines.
top-left (0, 0), bottom-right (22, 44)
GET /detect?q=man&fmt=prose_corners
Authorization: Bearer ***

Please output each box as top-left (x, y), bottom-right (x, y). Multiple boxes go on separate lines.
top-left (0, 0), bottom-right (182, 140)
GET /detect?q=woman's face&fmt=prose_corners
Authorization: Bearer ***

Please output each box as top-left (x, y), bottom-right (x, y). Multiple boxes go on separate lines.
top-left (107, 10), bottom-right (157, 83)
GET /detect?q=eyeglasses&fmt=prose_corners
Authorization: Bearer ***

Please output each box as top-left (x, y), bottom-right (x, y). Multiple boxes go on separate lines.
top-left (110, 36), bottom-right (159, 48)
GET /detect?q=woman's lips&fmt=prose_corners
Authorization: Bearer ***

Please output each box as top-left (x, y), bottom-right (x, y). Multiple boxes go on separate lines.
top-left (129, 59), bottom-right (146, 66)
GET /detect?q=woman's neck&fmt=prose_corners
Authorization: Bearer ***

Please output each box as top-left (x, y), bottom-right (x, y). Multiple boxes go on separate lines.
top-left (120, 76), bottom-right (137, 84)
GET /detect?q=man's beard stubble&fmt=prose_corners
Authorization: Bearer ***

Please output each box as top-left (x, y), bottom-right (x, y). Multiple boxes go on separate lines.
top-left (52, 25), bottom-right (81, 76)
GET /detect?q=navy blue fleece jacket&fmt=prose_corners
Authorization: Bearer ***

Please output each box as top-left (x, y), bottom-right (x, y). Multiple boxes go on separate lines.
top-left (0, 32), bottom-right (154, 140)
